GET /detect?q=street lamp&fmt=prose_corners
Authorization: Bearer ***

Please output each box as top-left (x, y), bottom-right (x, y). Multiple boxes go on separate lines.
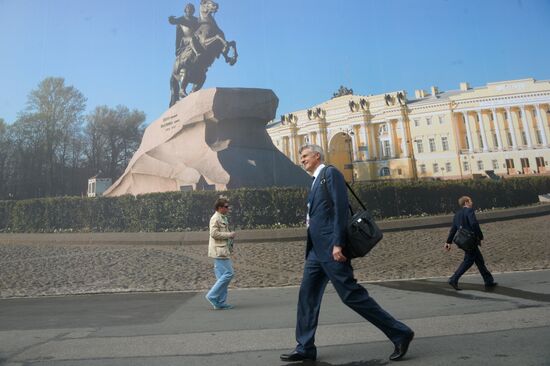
top-left (342, 131), bottom-right (355, 183)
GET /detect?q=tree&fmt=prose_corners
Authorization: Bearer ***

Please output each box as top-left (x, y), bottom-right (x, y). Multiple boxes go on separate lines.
top-left (0, 118), bottom-right (10, 198)
top-left (11, 77), bottom-right (87, 197)
top-left (84, 105), bottom-right (145, 180)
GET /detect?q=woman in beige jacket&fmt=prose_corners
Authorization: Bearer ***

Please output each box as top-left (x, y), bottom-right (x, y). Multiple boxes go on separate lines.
top-left (205, 198), bottom-right (236, 309)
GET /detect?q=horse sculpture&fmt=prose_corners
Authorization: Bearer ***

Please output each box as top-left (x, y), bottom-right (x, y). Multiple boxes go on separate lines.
top-left (169, 0), bottom-right (238, 107)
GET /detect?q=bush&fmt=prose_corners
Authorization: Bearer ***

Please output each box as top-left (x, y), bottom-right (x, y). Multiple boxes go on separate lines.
top-left (0, 176), bottom-right (548, 233)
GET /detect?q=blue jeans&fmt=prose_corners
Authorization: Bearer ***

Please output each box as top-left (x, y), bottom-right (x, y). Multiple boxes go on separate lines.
top-left (206, 258), bottom-right (234, 305)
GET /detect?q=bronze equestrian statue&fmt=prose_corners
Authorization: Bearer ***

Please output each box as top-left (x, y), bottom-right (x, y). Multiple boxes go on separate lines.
top-left (169, 0), bottom-right (238, 107)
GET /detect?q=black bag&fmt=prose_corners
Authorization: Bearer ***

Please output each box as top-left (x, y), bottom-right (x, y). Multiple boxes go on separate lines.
top-left (452, 227), bottom-right (477, 251)
top-left (321, 166), bottom-right (383, 259)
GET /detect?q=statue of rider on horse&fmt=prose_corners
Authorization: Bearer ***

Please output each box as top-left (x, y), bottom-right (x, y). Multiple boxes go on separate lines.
top-left (169, 0), bottom-right (238, 107)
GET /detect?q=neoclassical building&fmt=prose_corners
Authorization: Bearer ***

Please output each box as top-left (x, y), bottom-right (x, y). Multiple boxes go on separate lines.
top-left (267, 78), bottom-right (550, 182)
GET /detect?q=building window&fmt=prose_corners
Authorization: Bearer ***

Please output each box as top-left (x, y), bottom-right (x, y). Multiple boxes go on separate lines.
top-left (439, 116), bottom-right (444, 124)
top-left (429, 138), bottom-right (436, 152)
top-left (383, 140), bottom-right (391, 157)
top-left (380, 167), bottom-right (391, 176)
top-left (397, 168), bottom-right (402, 175)
top-left (433, 163), bottom-right (439, 173)
top-left (492, 133), bottom-right (498, 147)
top-left (416, 140), bottom-right (424, 153)
top-left (492, 160), bottom-right (499, 170)
top-left (535, 130), bottom-right (543, 145)
top-left (507, 132), bottom-right (513, 146)
top-left (520, 158), bottom-right (530, 168)
top-left (414, 119), bottom-right (420, 127)
top-left (426, 117), bottom-right (432, 126)
top-left (419, 164), bottom-right (426, 174)
top-left (445, 162), bottom-right (452, 172)
top-left (477, 160), bottom-right (484, 171)
top-left (521, 131), bottom-right (528, 145)
top-left (463, 161), bottom-right (470, 171)
top-left (478, 135), bottom-right (484, 149)
top-left (441, 137), bottom-right (449, 151)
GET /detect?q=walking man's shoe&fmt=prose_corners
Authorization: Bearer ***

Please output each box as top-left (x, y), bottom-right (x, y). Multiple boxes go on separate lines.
top-left (485, 282), bottom-right (498, 290)
top-left (448, 280), bottom-right (462, 291)
top-left (389, 332), bottom-right (414, 361)
top-left (280, 350), bottom-right (316, 362)
top-left (205, 295), bottom-right (223, 310)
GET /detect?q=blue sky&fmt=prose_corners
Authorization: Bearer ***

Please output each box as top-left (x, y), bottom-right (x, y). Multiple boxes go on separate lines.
top-left (1, 0), bottom-right (549, 125)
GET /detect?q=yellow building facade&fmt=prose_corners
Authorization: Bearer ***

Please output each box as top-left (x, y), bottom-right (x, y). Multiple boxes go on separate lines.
top-left (267, 78), bottom-right (550, 182)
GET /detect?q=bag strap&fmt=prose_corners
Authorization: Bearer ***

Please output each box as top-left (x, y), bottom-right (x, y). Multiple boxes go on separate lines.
top-left (344, 181), bottom-right (366, 210)
top-left (320, 165), bottom-right (367, 214)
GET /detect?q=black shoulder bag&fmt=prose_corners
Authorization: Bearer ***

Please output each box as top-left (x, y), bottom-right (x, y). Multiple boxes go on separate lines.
top-left (321, 166), bottom-right (383, 259)
top-left (452, 226), bottom-right (477, 251)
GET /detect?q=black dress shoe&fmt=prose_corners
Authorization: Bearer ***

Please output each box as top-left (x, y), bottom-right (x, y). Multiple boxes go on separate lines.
top-left (280, 350), bottom-right (316, 362)
top-left (390, 332), bottom-right (414, 361)
top-left (485, 282), bottom-right (498, 290)
top-left (448, 280), bottom-right (462, 291)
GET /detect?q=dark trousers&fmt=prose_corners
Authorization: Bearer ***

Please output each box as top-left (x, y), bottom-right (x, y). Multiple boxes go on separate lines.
top-left (450, 246), bottom-right (494, 284)
top-left (295, 259), bottom-right (412, 357)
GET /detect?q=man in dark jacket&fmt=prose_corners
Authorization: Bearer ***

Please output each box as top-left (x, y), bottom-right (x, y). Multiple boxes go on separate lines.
top-left (445, 196), bottom-right (497, 291)
top-left (280, 144), bottom-right (414, 363)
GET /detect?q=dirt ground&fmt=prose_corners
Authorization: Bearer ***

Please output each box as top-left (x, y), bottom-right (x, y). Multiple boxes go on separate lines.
top-left (1, 215), bottom-right (548, 298)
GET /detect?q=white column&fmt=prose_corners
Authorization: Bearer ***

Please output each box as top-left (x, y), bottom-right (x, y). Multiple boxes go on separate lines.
top-left (520, 106), bottom-right (533, 148)
top-left (505, 108), bottom-right (518, 149)
top-left (462, 112), bottom-right (474, 152)
top-left (361, 123), bottom-right (370, 160)
top-left (387, 121), bottom-right (396, 158)
top-left (534, 105), bottom-right (549, 146)
top-left (289, 129), bottom-right (297, 163)
top-left (350, 127), bottom-right (358, 161)
top-left (307, 133), bottom-right (313, 145)
top-left (398, 118), bottom-right (409, 157)
top-left (491, 109), bottom-right (503, 151)
top-left (476, 111), bottom-right (489, 152)
top-left (369, 124), bottom-right (378, 160)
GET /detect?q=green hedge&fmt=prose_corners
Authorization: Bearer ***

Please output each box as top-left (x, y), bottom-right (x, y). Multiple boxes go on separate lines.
top-left (0, 177), bottom-right (549, 233)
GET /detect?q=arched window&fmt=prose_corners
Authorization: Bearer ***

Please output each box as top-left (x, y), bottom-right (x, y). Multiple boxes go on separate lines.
top-left (379, 167), bottom-right (390, 176)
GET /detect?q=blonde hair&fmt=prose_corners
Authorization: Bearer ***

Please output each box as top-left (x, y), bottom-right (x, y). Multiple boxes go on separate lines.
top-left (458, 196), bottom-right (471, 207)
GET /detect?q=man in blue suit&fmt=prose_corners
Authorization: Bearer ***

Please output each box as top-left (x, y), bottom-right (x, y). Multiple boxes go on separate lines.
top-left (445, 196), bottom-right (497, 291)
top-left (280, 144), bottom-right (414, 363)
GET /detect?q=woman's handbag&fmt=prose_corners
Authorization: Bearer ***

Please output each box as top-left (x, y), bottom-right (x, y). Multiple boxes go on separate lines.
top-left (322, 167), bottom-right (383, 259)
top-left (452, 227), bottom-right (477, 251)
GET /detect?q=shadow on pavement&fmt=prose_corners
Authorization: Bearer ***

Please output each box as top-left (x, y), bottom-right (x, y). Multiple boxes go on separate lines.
top-left (376, 280), bottom-right (550, 303)
top-left (282, 359), bottom-right (389, 366)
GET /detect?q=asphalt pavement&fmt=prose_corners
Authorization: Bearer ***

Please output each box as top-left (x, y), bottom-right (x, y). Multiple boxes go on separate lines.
top-left (1, 269), bottom-right (549, 366)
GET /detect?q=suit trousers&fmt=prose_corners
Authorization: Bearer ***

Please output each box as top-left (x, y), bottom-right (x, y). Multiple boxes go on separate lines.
top-left (450, 246), bottom-right (494, 285)
top-left (295, 258), bottom-right (412, 356)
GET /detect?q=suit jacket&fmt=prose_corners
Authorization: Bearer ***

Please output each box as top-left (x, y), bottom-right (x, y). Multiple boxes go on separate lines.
top-left (306, 166), bottom-right (349, 262)
top-left (446, 207), bottom-right (484, 244)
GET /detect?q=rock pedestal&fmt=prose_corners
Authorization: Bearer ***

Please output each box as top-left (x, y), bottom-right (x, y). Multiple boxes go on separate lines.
top-left (104, 88), bottom-right (309, 196)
